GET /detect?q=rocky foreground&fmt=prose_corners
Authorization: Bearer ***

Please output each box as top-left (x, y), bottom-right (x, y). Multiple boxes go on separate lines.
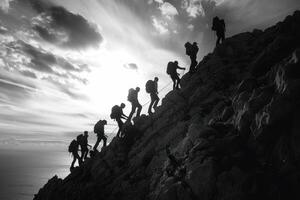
top-left (34, 11), bottom-right (300, 200)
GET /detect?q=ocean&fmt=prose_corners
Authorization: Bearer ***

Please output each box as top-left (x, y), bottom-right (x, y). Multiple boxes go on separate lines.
top-left (0, 147), bottom-right (70, 200)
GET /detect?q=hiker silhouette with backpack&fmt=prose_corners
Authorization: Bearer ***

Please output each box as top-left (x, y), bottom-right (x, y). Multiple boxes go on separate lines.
top-left (77, 131), bottom-right (91, 162)
top-left (93, 119), bottom-right (107, 151)
top-left (166, 61), bottom-right (186, 90)
top-left (110, 103), bottom-right (128, 137)
top-left (127, 87), bottom-right (142, 121)
top-left (68, 138), bottom-right (82, 171)
top-left (146, 77), bottom-right (159, 115)
top-left (212, 16), bottom-right (226, 46)
top-left (185, 42), bottom-right (199, 73)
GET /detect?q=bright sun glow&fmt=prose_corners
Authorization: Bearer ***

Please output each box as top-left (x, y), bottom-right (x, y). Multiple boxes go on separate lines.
top-left (80, 48), bottom-right (146, 115)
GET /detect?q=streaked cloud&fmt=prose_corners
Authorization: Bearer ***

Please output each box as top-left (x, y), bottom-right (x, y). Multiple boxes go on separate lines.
top-left (159, 2), bottom-right (178, 19)
top-left (0, 0), bottom-right (12, 13)
top-left (123, 63), bottom-right (139, 71)
top-left (32, 4), bottom-right (103, 49)
top-left (152, 16), bottom-right (169, 34)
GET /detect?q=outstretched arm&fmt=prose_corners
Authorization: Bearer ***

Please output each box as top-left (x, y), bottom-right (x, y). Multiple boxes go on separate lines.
top-left (177, 66), bottom-right (186, 70)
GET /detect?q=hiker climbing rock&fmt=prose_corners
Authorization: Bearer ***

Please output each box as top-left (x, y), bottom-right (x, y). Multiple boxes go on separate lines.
top-left (185, 42), bottom-right (199, 73)
top-left (93, 119), bottom-right (107, 151)
top-left (127, 87), bottom-right (142, 120)
top-left (166, 61), bottom-right (185, 90)
top-left (110, 103), bottom-right (128, 137)
top-left (146, 77), bottom-right (159, 115)
top-left (212, 16), bottom-right (226, 46)
top-left (68, 138), bottom-right (82, 171)
top-left (77, 131), bottom-right (91, 161)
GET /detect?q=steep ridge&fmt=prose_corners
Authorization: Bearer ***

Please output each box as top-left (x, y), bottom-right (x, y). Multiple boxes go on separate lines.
top-left (34, 11), bottom-right (300, 200)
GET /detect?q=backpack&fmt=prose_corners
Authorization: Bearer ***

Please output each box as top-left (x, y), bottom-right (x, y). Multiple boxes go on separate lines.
top-left (94, 120), bottom-right (105, 134)
top-left (127, 88), bottom-right (135, 102)
top-left (212, 17), bottom-right (219, 31)
top-left (77, 134), bottom-right (84, 146)
top-left (219, 19), bottom-right (225, 31)
top-left (192, 43), bottom-right (199, 54)
top-left (166, 62), bottom-right (175, 75)
top-left (68, 139), bottom-right (78, 153)
top-left (185, 42), bottom-right (192, 56)
top-left (110, 105), bottom-right (121, 119)
top-left (145, 80), bottom-right (155, 93)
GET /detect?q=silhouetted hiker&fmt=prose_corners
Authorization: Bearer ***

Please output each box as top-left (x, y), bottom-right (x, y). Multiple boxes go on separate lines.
top-left (68, 138), bottom-right (82, 171)
top-left (185, 42), bottom-right (199, 73)
top-left (93, 120), bottom-right (107, 151)
top-left (127, 87), bottom-right (142, 120)
top-left (146, 77), bottom-right (159, 115)
top-left (110, 103), bottom-right (128, 137)
top-left (77, 131), bottom-right (91, 161)
top-left (167, 61), bottom-right (185, 90)
top-left (212, 16), bottom-right (226, 46)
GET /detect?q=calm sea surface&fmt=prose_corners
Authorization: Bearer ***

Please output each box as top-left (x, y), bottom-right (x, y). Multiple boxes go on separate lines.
top-left (0, 148), bottom-right (70, 200)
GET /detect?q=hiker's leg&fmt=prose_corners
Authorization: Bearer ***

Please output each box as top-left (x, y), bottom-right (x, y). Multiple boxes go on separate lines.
top-left (71, 154), bottom-right (76, 169)
top-left (75, 152), bottom-right (82, 166)
top-left (153, 94), bottom-right (159, 110)
top-left (216, 36), bottom-right (221, 46)
top-left (221, 32), bottom-right (225, 43)
top-left (148, 95), bottom-right (155, 114)
top-left (171, 76), bottom-right (176, 90)
top-left (82, 149), bottom-right (88, 160)
top-left (102, 136), bottom-right (107, 147)
top-left (191, 55), bottom-right (197, 72)
top-left (137, 103), bottom-right (142, 117)
top-left (116, 118), bottom-right (123, 137)
top-left (93, 136), bottom-right (100, 151)
top-left (128, 103), bottom-right (135, 121)
top-left (176, 76), bottom-right (181, 89)
top-left (80, 148), bottom-right (85, 161)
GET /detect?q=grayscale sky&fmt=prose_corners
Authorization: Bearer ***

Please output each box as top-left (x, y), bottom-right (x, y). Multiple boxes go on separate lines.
top-left (0, 0), bottom-right (299, 146)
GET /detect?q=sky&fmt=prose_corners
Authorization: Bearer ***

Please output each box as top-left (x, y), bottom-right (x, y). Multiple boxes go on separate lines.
top-left (0, 0), bottom-right (299, 148)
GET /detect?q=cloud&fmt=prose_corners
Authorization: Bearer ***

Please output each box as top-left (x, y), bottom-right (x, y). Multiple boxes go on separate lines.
top-left (30, 1), bottom-right (103, 49)
top-left (0, 0), bottom-right (12, 13)
top-left (2, 38), bottom-right (90, 78)
top-left (123, 63), bottom-right (139, 71)
top-left (42, 76), bottom-right (89, 100)
top-left (152, 16), bottom-right (169, 34)
top-left (0, 25), bottom-right (8, 34)
top-left (19, 70), bottom-right (37, 79)
top-left (159, 2), bottom-right (179, 19)
top-left (0, 77), bottom-right (35, 102)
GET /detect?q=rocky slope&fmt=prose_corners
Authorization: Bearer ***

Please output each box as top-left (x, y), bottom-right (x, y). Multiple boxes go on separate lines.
top-left (34, 11), bottom-right (300, 200)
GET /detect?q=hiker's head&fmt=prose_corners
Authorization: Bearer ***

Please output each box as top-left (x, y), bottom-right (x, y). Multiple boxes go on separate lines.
top-left (121, 103), bottom-right (125, 108)
top-left (174, 61), bottom-right (178, 65)
top-left (184, 42), bottom-right (190, 47)
top-left (193, 42), bottom-right (197, 46)
top-left (103, 120), bottom-right (107, 125)
top-left (84, 131), bottom-right (88, 136)
top-left (136, 87), bottom-right (140, 92)
top-left (154, 77), bottom-right (158, 82)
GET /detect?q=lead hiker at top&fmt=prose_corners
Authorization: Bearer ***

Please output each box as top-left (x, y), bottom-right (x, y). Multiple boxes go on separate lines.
top-left (127, 87), bottom-right (142, 121)
top-left (167, 61), bottom-right (186, 90)
top-left (212, 16), bottom-right (226, 46)
top-left (110, 103), bottom-right (128, 137)
top-left (146, 77), bottom-right (159, 115)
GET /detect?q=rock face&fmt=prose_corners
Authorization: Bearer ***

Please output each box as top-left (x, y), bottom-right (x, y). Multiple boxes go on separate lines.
top-left (34, 11), bottom-right (300, 200)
